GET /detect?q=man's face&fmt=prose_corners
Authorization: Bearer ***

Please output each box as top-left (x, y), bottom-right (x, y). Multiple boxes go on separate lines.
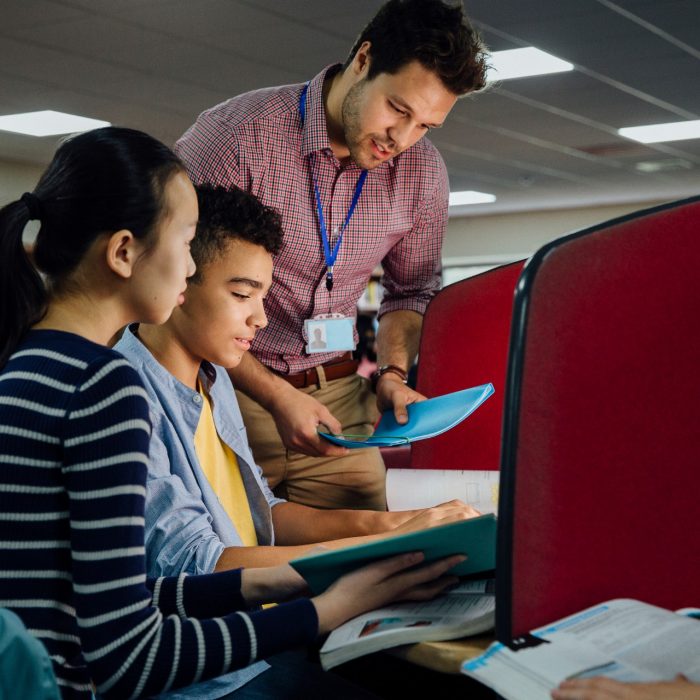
top-left (170, 237), bottom-right (273, 369)
top-left (341, 59), bottom-right (457, 170)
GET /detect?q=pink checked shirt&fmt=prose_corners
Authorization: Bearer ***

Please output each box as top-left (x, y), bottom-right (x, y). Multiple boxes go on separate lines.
top-left (176, 65), bottom-right (448, 374)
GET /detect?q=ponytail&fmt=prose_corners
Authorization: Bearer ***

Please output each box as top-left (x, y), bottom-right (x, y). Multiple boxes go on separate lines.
top-left (0, 197), bottom-right (47, 368)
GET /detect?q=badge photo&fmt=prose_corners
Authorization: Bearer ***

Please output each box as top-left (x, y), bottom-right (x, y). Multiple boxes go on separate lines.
top-left (304, 317), bottom-right (356, 354)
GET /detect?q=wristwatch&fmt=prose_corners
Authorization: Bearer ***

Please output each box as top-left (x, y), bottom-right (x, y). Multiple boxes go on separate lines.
top-left (370, 364), bottom-right (408, 392)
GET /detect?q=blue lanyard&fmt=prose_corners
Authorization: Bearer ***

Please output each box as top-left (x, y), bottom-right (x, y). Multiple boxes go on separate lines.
top-left (299, 82), bottom-right (367, 292)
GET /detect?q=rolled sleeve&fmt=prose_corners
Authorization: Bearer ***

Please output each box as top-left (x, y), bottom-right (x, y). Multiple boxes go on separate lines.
top-left (257, 462), bottom-right (286, 511)
top-left (378, 159), bottom-right (448, 319)
top-left (145, 420), bottom-right (226, 577)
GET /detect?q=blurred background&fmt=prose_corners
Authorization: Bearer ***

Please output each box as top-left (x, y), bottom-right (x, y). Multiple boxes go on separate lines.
top-left (2, 0), bottom-right (698, 284)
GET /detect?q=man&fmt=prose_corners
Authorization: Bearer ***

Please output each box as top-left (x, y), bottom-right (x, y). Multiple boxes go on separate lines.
top-left (176, 0), bottom-right (489, 510)
top-left (115, 184), bottom-right (479, 698)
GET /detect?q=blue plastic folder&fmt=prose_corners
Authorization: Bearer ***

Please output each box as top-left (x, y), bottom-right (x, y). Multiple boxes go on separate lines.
top-left (318, 383), bottom-right (495, 448)
top-left (290, 514), bottom-right (496, 595)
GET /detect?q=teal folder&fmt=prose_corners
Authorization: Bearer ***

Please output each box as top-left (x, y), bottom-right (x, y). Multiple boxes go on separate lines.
top-left (318, 383), bottom-right (494, 448)
top-left (290, 514), bottom-right (496, 595)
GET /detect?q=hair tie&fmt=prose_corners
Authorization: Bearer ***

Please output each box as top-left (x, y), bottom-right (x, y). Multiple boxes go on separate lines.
top-left (20, 192), bottom-right (43, 221)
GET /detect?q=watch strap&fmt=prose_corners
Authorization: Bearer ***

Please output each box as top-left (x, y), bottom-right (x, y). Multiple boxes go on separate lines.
top-left (370, 364), bottom-right (408, 392)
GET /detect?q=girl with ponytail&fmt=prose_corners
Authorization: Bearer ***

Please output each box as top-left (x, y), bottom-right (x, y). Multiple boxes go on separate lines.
top-left (0, 127), bottom-right (461, 699)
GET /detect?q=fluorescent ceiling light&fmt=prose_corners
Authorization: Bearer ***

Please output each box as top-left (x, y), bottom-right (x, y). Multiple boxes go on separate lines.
top-left (0, 110), bottom-right (110, 137)
top-left (618, 120), bottom-right (700, 144)
top-left (488, 48), bottom-right (574, 81)
top-left (449, 190), bottom-right (496, 207)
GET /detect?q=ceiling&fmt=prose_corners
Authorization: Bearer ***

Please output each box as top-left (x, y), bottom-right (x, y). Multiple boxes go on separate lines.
top-left (1, 0), bottom-right (698, 215)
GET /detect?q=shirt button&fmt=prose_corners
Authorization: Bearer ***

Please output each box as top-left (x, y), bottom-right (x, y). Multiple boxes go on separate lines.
top-left (192, 394), bottom-right (202, 405)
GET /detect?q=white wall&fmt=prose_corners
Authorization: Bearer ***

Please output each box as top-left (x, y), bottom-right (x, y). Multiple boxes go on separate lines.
top-left (0, 159), bottom-right (45, 207)
top-left (0, 159), bottom-right (46, 243)
top-left (444, 199), bottom-right (669, 261)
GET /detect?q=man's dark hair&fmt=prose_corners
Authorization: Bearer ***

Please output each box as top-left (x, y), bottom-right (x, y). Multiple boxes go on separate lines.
top-left (344, 0), bottom-right (488, 95)
top-left (190, 185), bottom-right (283, 283)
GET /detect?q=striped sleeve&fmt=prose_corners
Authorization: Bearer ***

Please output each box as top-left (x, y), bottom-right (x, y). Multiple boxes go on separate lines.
top-left (63, 357), bottom-right (317, 699)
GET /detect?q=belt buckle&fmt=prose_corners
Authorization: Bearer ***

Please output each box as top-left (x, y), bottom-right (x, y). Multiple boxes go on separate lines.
top-left (303, 367), bottom-right (316, 388)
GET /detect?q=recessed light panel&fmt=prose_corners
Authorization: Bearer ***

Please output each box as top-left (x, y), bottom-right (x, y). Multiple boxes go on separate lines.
top-left (619, 120), bottom-right (700, 144)
top-left (488, 48), bottom-right (574, 81)
top-left (449, 191), bottom-right (497, 206)
top-left (0, 110), bottom-right (110, 137)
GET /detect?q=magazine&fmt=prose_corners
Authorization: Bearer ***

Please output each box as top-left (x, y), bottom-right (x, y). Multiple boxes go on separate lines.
top-left (320, 579), bottom-right (495, 670)
top-left (462, 598), bottom-right (700, 699)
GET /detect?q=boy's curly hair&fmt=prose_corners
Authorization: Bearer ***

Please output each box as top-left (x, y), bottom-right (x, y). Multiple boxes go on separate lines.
top-left (190, 185), bottom-right (283, 283)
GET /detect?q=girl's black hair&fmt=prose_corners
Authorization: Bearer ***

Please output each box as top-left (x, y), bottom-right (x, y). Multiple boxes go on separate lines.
top-left (0, 126), bottom-right (184, 367)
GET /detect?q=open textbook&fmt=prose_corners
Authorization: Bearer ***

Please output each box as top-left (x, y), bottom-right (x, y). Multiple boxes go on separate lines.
top-left (320, 579), bottom-right (495, 670)
top-left (318, 384), bottom-right (494, 448)
top-left (290, 514), bottom-right (496, 595)
top-left (462, 599), bottom-right (700, 699)
top-left (386, 469), bottom-right (499, 515)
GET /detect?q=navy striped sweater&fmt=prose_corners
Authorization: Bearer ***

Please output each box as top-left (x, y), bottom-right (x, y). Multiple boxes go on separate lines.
top-left (0, 330), bottom-right (317, 699)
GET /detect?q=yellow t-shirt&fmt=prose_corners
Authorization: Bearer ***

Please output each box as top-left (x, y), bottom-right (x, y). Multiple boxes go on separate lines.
top-left (193, 384), bottom-right (258, 547)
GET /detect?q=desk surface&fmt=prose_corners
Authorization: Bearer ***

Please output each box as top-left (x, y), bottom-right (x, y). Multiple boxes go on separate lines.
top-left (388, 634), bottom-right (493, 674)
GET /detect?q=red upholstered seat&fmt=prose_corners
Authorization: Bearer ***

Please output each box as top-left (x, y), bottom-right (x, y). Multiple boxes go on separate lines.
top-left (409, 261), bottom-right (525, 470)
top-left (496, 195), bottom-right (700, 641)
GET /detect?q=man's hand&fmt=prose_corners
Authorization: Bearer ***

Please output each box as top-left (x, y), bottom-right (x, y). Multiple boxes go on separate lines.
top-left (552, 676), bottom-right (699, 700)
top-left (375, 372), bottom-right (426, 424)
top-left (269, 384), bottom-right (349, 457)
top-left (389, 499), bottom-right (482, 536)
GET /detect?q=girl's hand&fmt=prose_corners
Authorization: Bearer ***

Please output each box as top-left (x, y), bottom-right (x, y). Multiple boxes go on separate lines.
top-left (312, 551), bottom-right (464, 633)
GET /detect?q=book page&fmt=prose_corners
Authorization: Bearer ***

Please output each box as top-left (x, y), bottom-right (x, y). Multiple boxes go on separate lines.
top-left (535, 599), bottom-right (700, 681)
top-left (462, 599), bottom-right (700, 700)
top-left (322, 589), bottom-right (495, 664)
top-left (387, 469), bottom-right (499, 514)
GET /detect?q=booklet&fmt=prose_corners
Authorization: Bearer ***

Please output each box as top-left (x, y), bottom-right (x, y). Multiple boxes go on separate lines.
top-left (462, 599), bottom-right (700, 699)
top-left (320, 579), bottom-right (496, 670)
top-left (318, 383), bottom-right (495, 448)
top-left (290, 514), bottom-right (496, 595)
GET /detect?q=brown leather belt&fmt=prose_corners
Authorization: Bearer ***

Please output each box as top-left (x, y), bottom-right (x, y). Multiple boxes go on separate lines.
top-left (278, 352), bottom-right (359, 389)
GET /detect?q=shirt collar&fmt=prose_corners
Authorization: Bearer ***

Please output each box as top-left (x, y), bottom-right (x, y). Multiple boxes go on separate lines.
top-left (120, 324), bottom-right (217, 394)
top-left (300, 64), bottom-right (338, 158)
top-left (300, 64), bottom-right (395, 169)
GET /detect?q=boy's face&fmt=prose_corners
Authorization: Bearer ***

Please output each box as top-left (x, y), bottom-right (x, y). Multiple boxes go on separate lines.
top-left (172, 237), bottom-right (272, 369)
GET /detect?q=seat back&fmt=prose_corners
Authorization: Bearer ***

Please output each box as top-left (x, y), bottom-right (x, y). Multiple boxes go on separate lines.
top-left (496, 196), bottom-right (700, 640)
top-left (411, 261), bottom-right (525, 470)
top-left (0, 608), bottom-right (60, 700)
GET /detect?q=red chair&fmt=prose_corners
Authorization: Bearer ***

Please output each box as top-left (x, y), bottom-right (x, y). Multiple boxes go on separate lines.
top-left (408, 260), bottom-right (525, 470)
top-left (496, 195), bottom-right (700, 641)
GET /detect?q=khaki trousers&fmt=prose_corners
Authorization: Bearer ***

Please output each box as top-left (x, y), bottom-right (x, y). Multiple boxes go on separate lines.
top-left (236, 372), bottom-right (387, 511)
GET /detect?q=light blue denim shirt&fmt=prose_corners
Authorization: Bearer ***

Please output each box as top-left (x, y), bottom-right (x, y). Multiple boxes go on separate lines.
top-left (115, 325), bottom-right (286, 698)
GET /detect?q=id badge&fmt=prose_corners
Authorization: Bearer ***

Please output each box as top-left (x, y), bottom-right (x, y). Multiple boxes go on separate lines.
top-left (304, 314), bottom-right (356, 354)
